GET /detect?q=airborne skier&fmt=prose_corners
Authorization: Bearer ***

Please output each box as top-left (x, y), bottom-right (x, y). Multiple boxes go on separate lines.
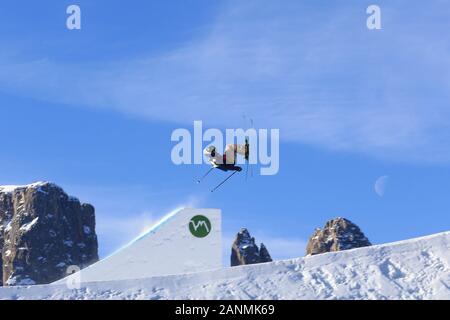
top-left (198, 139), bottom-right (250, 192)
top-left (203, 143), bottom-right (248, 171)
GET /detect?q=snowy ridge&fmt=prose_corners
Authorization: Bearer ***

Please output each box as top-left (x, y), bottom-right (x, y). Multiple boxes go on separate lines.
top-left (0, 181), bottom-right (57, 194)
top-left (0, 230), bottom-right (448, 300)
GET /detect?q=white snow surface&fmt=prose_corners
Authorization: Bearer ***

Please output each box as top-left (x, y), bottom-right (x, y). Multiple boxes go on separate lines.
top-left (0, 231), bottom-right (448, 300)
top-left (0, 181), bottom-right (54, 194)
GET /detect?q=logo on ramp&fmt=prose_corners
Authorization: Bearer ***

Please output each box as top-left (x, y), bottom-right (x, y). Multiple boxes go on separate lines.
top-left (189, 215), bottom-right (211, 238)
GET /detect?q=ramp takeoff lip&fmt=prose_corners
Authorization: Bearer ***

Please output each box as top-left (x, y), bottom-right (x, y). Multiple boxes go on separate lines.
top-left (107, 207), bottom-right (184, 258)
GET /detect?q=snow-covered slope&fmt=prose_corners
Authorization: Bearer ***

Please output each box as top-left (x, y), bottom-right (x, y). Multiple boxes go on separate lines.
top-left (0, 231), bottom-right (448, 300)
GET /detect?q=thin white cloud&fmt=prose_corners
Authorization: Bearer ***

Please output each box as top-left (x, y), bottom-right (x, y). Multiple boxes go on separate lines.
top-left (1, 1), bottom-right (450, 163)
top-left (96, 211), bottom-right (157, 257)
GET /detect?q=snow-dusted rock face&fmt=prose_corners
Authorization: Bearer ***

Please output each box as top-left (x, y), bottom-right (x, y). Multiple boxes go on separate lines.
top-left (306, 217), bottom-right (371, 255)
top-left (0, 182), bottom-right (98, 286)
top-left (231, 228), bottom-right (272, 266)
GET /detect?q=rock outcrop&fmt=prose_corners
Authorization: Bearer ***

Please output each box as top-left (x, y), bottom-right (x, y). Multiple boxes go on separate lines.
top-left (306, 217), bottom-right (371, 255)
top-left (231, 228), bottom-right (272, 266)
top-left (259, 243), bottom-right (272, 263)
top-left (0, 182), bottom-right (99, 286)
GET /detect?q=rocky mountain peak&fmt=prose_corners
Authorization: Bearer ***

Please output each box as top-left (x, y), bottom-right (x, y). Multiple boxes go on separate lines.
top-left (231, 228), bottom-right (272, 266)
top-left (259, 243), bottom-right (272, 262)
top-left (0, 181), bottom-right (99, 286)
top-left (306, 217), bottom-right (371, 255)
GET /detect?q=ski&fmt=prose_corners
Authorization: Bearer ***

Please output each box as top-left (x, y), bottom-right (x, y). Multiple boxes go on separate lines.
top-left (243, 117), bottom-right (252, 180)
top-left (245, 137), bottom-right (250, 181)
top-left (248, 118), bottom-right (254, 179)
top-left (210, 170), bottom-right (239, 192)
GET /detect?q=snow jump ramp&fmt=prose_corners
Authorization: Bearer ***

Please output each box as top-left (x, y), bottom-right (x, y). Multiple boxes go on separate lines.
top-left (58, 208), bottom-right (222, 283)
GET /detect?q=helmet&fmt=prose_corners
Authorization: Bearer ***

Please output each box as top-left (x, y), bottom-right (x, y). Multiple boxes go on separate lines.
top-left (204, 145), bottom-right (216, 157)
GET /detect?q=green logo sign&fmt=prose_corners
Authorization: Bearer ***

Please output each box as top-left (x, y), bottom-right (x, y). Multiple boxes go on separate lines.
top-left (189, 215), bottom-right (211, 238)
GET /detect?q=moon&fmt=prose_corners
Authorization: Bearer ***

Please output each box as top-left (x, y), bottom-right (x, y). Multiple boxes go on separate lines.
top-left (374, 175), bottom-right (389, 197)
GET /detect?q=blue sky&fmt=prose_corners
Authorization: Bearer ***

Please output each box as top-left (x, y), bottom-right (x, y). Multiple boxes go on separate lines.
top-left (1, 0), bottom-right (450, 263)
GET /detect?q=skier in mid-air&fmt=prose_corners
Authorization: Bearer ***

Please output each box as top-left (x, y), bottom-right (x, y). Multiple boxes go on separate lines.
top-left (203, 143), bottom-right (248, 172)
top-left (198, 140), bottom-right (250, 192)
